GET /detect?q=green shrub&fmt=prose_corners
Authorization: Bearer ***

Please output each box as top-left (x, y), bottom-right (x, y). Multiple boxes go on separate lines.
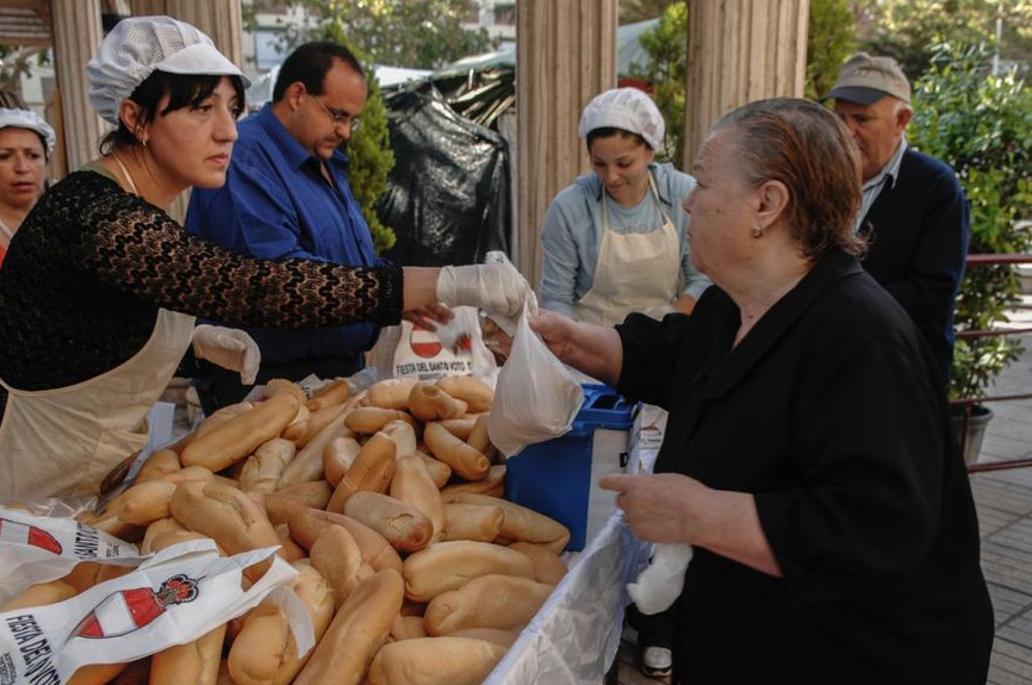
top-left (909, 43), bottom-right (1032, 400)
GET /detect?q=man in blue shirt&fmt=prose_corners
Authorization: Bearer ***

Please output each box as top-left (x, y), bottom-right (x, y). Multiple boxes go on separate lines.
top-left (186, 41), bottom-right (382, 409)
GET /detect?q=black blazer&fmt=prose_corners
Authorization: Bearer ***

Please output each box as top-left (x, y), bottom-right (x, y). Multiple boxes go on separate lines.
top-left (617, 250), bottom-right (992, 684)
top-left (860, 148), bottom-right (970, 381)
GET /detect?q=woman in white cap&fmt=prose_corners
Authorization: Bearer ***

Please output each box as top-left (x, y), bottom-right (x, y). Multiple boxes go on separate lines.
top-left (0, 16), bottom-right (530, 501)
top-left (0, 108), bottom-right (54, 267)
top-left (539, 88), bottom-right (710, 327)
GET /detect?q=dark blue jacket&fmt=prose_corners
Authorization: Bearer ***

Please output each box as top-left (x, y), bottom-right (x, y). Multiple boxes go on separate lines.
top-left (860, 148), bottom-right (969, 381)
top-left (185, 104), bottom-right (380, 366)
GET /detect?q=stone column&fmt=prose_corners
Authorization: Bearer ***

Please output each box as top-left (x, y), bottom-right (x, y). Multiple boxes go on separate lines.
top-left (49, 0), bottom-right (106, 174)
top-left (683, 0), bottom-right (809, 165)
top-left (516, 0), bottom-right (617, 286)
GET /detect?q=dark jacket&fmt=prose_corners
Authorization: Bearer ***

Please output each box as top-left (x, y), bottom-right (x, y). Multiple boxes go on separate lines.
top-left (617, 249), bottom-right (992, 684)
top-left (860, 148), bottom-right (969, 381)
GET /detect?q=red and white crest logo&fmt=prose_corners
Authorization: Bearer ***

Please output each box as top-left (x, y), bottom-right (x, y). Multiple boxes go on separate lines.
top-left (0, 517), bottom-right (62, 554)
top-left (72, 574), bottom-right (200, 640)
top-left (409, 323), bottom-right (443, 358)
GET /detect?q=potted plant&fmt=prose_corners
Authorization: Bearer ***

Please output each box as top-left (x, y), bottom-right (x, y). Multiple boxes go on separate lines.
top-left (909, 43), bottom-right (1032, 464)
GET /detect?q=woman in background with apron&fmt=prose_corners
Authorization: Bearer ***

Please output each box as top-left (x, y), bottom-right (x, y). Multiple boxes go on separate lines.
top-left (538, 88), bottom-right (711, 678)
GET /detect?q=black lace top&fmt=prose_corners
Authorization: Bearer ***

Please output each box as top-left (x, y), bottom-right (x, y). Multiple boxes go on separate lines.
top-left (0, 170), bottom-right (402, 413)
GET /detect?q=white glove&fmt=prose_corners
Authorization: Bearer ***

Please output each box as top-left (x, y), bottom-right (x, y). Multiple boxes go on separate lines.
top-left (436, 262), bottom-right (534, 326)
top-left (192, 324), bottom-right (261, 386)
top-left (626, 543), bottom-right (693, 615)
top-left (642, 302), bottom-right (677, 320)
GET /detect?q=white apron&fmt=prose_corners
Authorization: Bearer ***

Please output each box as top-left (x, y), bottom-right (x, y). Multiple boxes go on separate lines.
top-left (0, 306), bottom-right (195, 501)
top-left (573, 173), bottom-right (681, 327)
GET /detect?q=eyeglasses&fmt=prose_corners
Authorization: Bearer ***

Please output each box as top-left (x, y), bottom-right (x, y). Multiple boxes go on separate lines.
top-left (307, 94), bottom-right (361, 132)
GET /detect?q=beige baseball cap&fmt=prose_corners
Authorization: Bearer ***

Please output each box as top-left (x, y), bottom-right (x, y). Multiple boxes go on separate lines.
top-left (827, 52), bottom-right (911, 105)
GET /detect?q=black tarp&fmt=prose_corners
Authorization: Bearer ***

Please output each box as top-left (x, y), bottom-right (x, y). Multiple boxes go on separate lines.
top-left (377, 73), bottom-right (512, 267)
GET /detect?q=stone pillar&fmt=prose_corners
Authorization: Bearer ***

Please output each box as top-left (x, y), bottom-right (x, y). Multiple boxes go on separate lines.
top-left (683, 0), bottom-right (809, 166)
top-left (49, 0), bottom-right (106, 174)
top-left (129, 0), bottom-right (244, 222)
top-left (516, 0), bottom-right (617, 286)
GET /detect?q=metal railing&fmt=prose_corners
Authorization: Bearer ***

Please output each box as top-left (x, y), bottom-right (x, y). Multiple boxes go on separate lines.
top-left (952, 254), bottom-right (1032, 473)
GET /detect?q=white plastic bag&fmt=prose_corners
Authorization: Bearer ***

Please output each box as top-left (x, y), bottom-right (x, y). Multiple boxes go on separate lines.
top-left (487, 295), bottom-right (584, 457)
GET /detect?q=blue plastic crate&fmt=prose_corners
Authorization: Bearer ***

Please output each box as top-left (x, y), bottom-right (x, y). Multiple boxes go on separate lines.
top-left (505, 384), bottom-right (637, 551)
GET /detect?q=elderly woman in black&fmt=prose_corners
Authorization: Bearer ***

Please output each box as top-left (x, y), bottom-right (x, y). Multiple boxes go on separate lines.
top-left (533, 98), bottom-right (992, 683)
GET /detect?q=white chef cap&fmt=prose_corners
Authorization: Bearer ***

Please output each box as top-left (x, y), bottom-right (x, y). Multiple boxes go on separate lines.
top-left (578, 87), bottom-right (665, 151)
top-left (87, 15), bottom-right (250, 125)
top-left (0, 108), bottom-right (55, 156)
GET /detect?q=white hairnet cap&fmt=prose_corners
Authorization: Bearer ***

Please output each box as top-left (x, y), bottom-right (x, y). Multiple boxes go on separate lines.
top-left (0, 108), bottom-right (55, 156)
top-left (578, 87), bottom-right (665, 151)
top-left (87, 15), bottom-right (250, 125)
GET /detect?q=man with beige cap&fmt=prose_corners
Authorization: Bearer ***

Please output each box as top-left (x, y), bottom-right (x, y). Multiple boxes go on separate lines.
top-left (828, 52), bottom-right (969, 382)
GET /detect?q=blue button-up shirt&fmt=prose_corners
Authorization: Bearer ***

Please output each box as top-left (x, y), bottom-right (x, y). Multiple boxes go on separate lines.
top-left (185, 103), bottom-right (381, 365)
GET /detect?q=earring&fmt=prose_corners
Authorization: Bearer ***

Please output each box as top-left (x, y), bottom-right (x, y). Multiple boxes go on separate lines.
top-left (142, 138), bottom-right (148, 148)
top-left (750, 225), bottom-right (764, 239)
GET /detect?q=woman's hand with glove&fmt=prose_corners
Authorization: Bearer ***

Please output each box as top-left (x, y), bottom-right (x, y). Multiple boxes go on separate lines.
top-left (192, 324), bottom-right (261, 385)
top-left (435, 262), bottom-right (534, 331)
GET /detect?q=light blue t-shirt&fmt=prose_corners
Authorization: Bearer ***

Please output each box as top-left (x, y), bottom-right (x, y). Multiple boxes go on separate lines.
top-left (538, 162), bottom-right (710, 317)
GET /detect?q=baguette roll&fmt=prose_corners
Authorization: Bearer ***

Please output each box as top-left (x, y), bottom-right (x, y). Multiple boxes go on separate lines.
top-left (274, 480), bottom-right (333, 510)
top-left (389, 455), bottom-right (445, 542)
top-left (275, 523), bottom-right (307, 561)
top-left (508, 541), bottom-right (568, 584)
top-left (67, 663), bottom-right (129, 685)
top-left (261, 491), bottom-right (313, 527)
top-left (343, 491), bottom-right (433, 553)
top-left (140, 517), bottom-right (187, 554)
top-left (310, 525), bottom-right (364, 608)
top-left (307, 378), bottom-right (351, 412)
top-left (108, 659), bottom-right (150, 685)
top-left (174, 401), bottom-right (253, 453)
top-left (293, 569), bottom-right (404, 685)
top-left (422, 423), bottom-right (490, 481)
top-left (424, 573), bottom-right (553, 634)
top-left (407, 382), bottom-right (467, 422)
top-left (111, 479), bottom-right (177, 525)
top-left (181, 394), bottom-right (300, 472)
top-left (266, 378), bottom-right (305, 402)
top-left (367, 378), bottom-right (418, 410)
top-left (278, 411), bottom-right (350, 486)
top-left (442, 627), bottom-right (517, 647)
top-left (89, 515), bottom-right (143, 543)
top-left (401, 540), bottom-right (533, 602)
top-left (442, 502), bottom-right (503, 542)
top-left (389, 614), bottom-right (427, 641)
top-left (150, 624), bottom-right (226, 685)
top-left (279, 402), bottom-right (311, 444)
top-left (444, 493), bottom-right (570, 553)
top-left (297, 401), bottom-right (351, 448)
top-left (134, 448), bottom-right (180, 484)
top-left (149, 529), bottom-right (213, 552)
top-left (439, 465), bottom-right (505, 498)
top-left (466, 413), bottom-right (496, 461)
top-left (239, 438), bottom-right (297, 493)
top-left (161, 465), bottom-right (217, 485)
top-left (327, 432), bottom-right (396, 512)
top-left (368, 637), bottom-right (506, 685)
top-left (323, 435), bottom-right (362, 486)
top-left (60, 561), bottom-right (131, 594)
top-left (434, 416), bottom-right (477, 441)
top-left (381, 420), bottom-right (417, 459)
top-left (287, 509), bottom-right (403, 572)
top-left (435, 376), bottom-right (494, 413)
top-left (417, 452), bottom-right (451, 489)
top-left (345, 407), bottom-right (417, 434)
top-left (0, 579), bottom-right (76, 611)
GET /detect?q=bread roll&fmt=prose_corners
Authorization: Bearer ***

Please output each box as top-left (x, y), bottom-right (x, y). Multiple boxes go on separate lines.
top-left (442, 502), bottom-right (503, 542)
top-left (287, 509), bottom-right (403, 573)
top-left (425, 573), bottom-right (553, 635)
top-left (401, 540), bottom-right (534, 602)
top-left (417, 453), bottom-right (451, 489)
top-left (389, 614), bottom-right (427, 641)
top-left (323, 435), bottom-right (361, 486)
top-left (436, 376), bottom-right (494, 413)
top-left (274, 480), bottom-right (333, 510)
top-left (442, 628), bottom-right (517, 647)
top-left (297, 402), bottom-right (351, 448)
top-left (343, 492), bottom-right (433, 553)
top-left (345, 407), bottom-right (417, 434)
top-left (105, 479), bottom-right (177, 526)
top-left (108, 659), bottom-right (150, 684)
top-left (466, 413), bottom-right (496, 461)
top-left (140, 517), bottom-right (187, 554)
top-left (407, 382), bottom-right (467, 422)
top-left (67, 663), bottom-right (129, 685)
top-left (367, 378), bottom-right (418, 410)
top-left (61, 561), bottom-right (131, 594)
top-left (293, 569), bottom-right (404, 685)
top-left (134, 448), bottom-right (180, 484)
top-left (327, 431), bottom-right (396, 512)
top-left (280, 403), bottom-right (311, 444)
top-left (181, 394), bottom-right (300, 472)
top-left (307, 378), bottom-right (351, 412)
top-left (444, 493), bottom-right (570, 553)
top-left (310, 525), bottom-right (364, 608)
top-left (508, 541), bottom-right (567, 584)
top-left (439, 465), bottom-right (505, 498)
top-left (150, 624), bottom-right (226, 685)
top-left (149, 529), bottom-right (212, 552)
top-left (161, 465), bottom-right (217, 485)
top-left (368, 637), bottom-right (506, 685)
top-left (381, 420), bottom-right (417, 459)
top-left (239, 438), bottom-right (296, 493)
top-left (434, 416), bottom-right (477, 441)
top-left (0, 579), bottom-right (76, 611)
top-left (174, 401), bottom-right (253, 453)
top-left (261, 491), bottom-right (313, 527)
top-left (266, 378), bottom-right (305, 402)
top-left (422, 423), bottom-right (490, 481)
top-left (275, 523), bottom-right (307, 561)
top-left (278, 410), bottom-right (350, 486)
top-left (390, 455), bottom-right (445, 542)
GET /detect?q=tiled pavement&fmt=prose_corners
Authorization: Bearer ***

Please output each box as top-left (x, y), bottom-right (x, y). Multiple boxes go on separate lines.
top-left (615, 301), bottom-right (1032, 685)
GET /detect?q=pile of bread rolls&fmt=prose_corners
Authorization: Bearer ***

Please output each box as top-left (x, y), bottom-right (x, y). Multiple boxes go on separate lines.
top-left (3, 375), bottom-right (570, 685)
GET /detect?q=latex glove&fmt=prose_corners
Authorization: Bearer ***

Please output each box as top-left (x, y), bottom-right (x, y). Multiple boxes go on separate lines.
top-left (626, 543), bottom-right (693, 615)
top-left (436, 262), bottom-right (533, 332)
top-left (192, 324), bottom-right (261, 385)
